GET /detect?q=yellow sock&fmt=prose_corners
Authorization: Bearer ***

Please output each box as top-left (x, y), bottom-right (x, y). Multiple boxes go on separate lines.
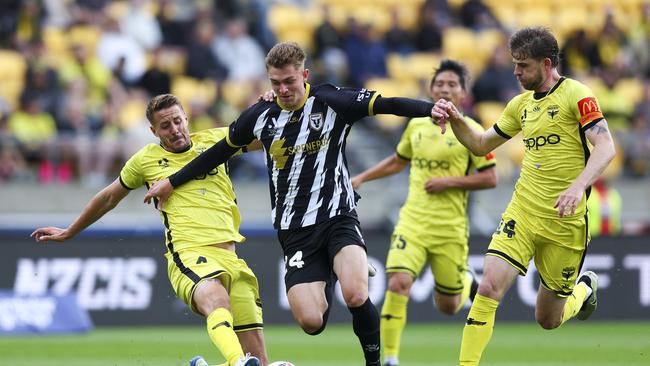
top-left (380, 291), bottom-right (409, 360)
top-left (561, 282), bottom-right (588, 325)
top-left (206, 308), bottom-right (243, 366)
top-left (459, 294), bottom-right (499, 366)
top-left (455, 271), bottom-right (474, 313)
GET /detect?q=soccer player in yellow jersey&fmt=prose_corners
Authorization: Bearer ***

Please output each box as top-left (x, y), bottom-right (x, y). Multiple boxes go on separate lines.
top-left (31, 94), bottom-right (267, 366)
top-left (352, 60), bottom-right (497, 366)
top-left (432, 27), bottom-right (616, 365)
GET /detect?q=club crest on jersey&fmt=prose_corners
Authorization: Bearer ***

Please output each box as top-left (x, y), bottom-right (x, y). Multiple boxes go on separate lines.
top-left (309, 113), bottom-right (324, 131)
top-left (547, 105), bottom-right (560, 119)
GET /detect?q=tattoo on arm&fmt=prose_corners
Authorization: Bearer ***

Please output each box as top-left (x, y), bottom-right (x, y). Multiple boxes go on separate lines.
top-left (588, 120), bottom-right (609, 135)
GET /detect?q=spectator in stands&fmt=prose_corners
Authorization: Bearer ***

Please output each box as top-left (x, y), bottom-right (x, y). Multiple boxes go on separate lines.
top-left (628, 2), bottom-right (650, 77)
top-left (15, 0), bottom-right (43, 46)
top-left (597, 65), bottom-right (634, 133)
top-left (185, 21), bottom-right (228, 81)
top-left (314, 4), bottom-right (342, 58)
top-left (119, 0), bottom-right (162, 51)
top-left (8, 93), bottom-right (60, 182)
top-left (593, 9), bottom-right (628, 70)
top-left (212, 18), bottom-right (266, 81)
top-left (96, 16), bottom-right (147, 86)
top-left (0, 0), bottom-right (20, 47)
top-left (138, 47), bottom-right (171, 98)
top-left (312, 4), bottom-right (347, 86)
top-left (22, 41), bottom-right (60, 117)
top-left (588, 177), bottom-right (622, 237)
top-left (343, 20), bottom-right (388, 88)
top-left (59, 43), bottom-right (112, 109)
top-left (384, 7), bottom-right (415, 55)
top-left (413, 2), bottom-right (442, 52)
top-left (560, 29), bottom-right (600, 77)
top-left (619, 85), bottom-right (650, 177)
top-left (459, 0), bottom-right (499, 30)
top-left (0, 100), bottom-right (29, 182)
top-left (156, 0), bottom-right (195, 47)
top-left (472, 43), bottom-right (520, 103)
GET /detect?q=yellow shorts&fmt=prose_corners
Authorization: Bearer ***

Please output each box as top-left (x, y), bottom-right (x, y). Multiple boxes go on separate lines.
top-left (165, 246), bottom-right (263, 331)
top-left (487, 207), bottom-right (590, 296)
top-left (386, 229), bottom-right (468, 295)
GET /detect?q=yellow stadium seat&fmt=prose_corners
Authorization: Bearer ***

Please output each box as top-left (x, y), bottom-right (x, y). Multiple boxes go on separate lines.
top-left (67, 25), bottom-right (102, 54)
top-left (267, 4), bottom-right (303, 34)
top-left (443, 27), bottom-right (477, 61)
top-left (474, 101), bottom-right (505, 128)
top-left (276, 28), bottom-right (314, 53)
top-left (349, 6), bottom-right (392, 34)
top-left (154, 48), bottom-right (187, 76)
top-left (615, 78), bottom-right (644, 106)
top-left (171, 76), bottom-right (217, 108)
top-left (0, 49), bottom-right (27, 109)
top-left (365, 77), bottom-right (420, 130)
top-left (518, 6), bottom-right (553, 28)
top-left (405, 52), bottom-right (441, 81)
top-left (221, 80), bottom-right (256, 110)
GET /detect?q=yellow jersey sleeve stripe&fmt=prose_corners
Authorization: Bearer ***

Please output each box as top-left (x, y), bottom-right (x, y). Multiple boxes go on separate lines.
top-left (395, 151), bottom-right (411, 161)
top-left (119, 175), bottom-right (136, 190)
top-left (580, 117), bottom-right (603, 132)
top-left (493, 124), bottom-right (512, 139)
top-left (476, 163), bottom-right (496, 172)
top-left (225, 133), bottom-right (245, 148)
top-left (367, 92), bottom-right (379, 116)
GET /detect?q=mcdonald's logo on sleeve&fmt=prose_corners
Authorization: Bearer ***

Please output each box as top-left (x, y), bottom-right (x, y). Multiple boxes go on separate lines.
top-left (577, 97), bottom-right (604, 126)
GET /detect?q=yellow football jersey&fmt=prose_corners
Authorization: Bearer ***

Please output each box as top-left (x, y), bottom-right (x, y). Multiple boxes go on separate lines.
top-left (394, 116), bottom-right (496, 239)
top-left (120, 128), bottom-right (245, 252)
top-left (493, 77), bottom-right (604, 219)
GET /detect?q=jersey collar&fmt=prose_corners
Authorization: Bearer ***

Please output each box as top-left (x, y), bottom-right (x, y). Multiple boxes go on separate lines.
top-left (160, 141), bottom-right (192, 153)
top-left (533, 76), bottom-right (566, 100)
top-left (276, 83), bottom-right (310, 111)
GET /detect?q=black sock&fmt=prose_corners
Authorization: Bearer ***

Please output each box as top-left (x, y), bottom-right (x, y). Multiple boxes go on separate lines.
top-left (348, 298), bottom-right (380, 366)
top-left (470, 278), bottom-right (479, 302)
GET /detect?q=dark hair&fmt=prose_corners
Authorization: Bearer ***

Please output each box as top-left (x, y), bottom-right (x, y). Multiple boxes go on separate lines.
top-left (509, 27), bottom-right (560, 67)
top-left (145, 94), bottom-right (184, 124)
top-left (265, 42), bottom-right (306, 70)
top-left (430, 59), bottom-right (468, 90)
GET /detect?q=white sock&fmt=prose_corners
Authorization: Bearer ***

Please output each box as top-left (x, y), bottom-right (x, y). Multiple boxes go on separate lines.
top-left (580, 282), bottom-right (593, 299)
top-left (384, 355), bottom-right (399, 365)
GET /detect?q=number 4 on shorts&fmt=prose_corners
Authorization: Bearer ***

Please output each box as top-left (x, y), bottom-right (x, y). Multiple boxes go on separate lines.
top-left (287, 251), bottom-right (305, 268)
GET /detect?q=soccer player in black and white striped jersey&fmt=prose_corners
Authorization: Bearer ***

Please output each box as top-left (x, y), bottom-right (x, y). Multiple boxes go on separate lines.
top-left (144, 42), bottom-right (439, 366)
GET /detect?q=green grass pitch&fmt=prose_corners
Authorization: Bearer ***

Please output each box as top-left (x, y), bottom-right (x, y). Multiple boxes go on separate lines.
top-left (1, 322), bottom-right (648, 365)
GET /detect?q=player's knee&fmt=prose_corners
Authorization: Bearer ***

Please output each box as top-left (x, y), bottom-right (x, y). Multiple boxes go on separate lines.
top-left (536, 315), bottom-right (561, 330)
top-left (477, 280), bottom-right (503, 300)
top-left (437, 301), bottom-right (458, 315)
top-left (342, 290), bottom-right (367, 308)
top-left (434, 295), bottom-right (459, 315)
top-left (296, 313), bottom-right (325, 334)
top-left (387, 275), bottom-right (412, 295)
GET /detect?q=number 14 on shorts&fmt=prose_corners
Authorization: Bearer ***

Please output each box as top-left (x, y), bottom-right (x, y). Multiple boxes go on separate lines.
top-left (286, 251), bottom-right (305, 268)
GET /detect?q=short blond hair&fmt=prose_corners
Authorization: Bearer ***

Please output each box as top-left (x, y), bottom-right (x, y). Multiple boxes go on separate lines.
top-left (145, 94), bottom-right (184, 124)
top-left (265, 42), bottom-right (306, 70)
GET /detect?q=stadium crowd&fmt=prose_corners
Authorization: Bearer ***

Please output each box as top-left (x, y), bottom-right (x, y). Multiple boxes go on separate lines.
top-left (0, 0), bottom-right (649, 187)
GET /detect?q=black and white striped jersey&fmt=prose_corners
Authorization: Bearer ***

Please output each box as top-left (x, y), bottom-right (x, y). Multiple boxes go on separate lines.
top-left (225, 83), bottom-right (379, 229)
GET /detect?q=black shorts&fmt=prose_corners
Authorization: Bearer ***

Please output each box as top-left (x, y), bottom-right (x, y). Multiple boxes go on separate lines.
top-left (277, 213), bottom-right (367, 291)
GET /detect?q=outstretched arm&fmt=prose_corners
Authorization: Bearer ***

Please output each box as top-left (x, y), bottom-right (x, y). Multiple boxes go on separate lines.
top-left (554, 119), bottom-right (616, 217)
top-left (352, 153), bottom-right (409, 189)
top-left (372, 97), bottom-right (435, 118)
top-left (31, 178), bottom-right (130, 242)
top-left (424, 166), bottom-right (497, 193)
top-left (432, 99), bottom-right (507, 155)
top-left (143, 139), bottom-right (240, 208)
